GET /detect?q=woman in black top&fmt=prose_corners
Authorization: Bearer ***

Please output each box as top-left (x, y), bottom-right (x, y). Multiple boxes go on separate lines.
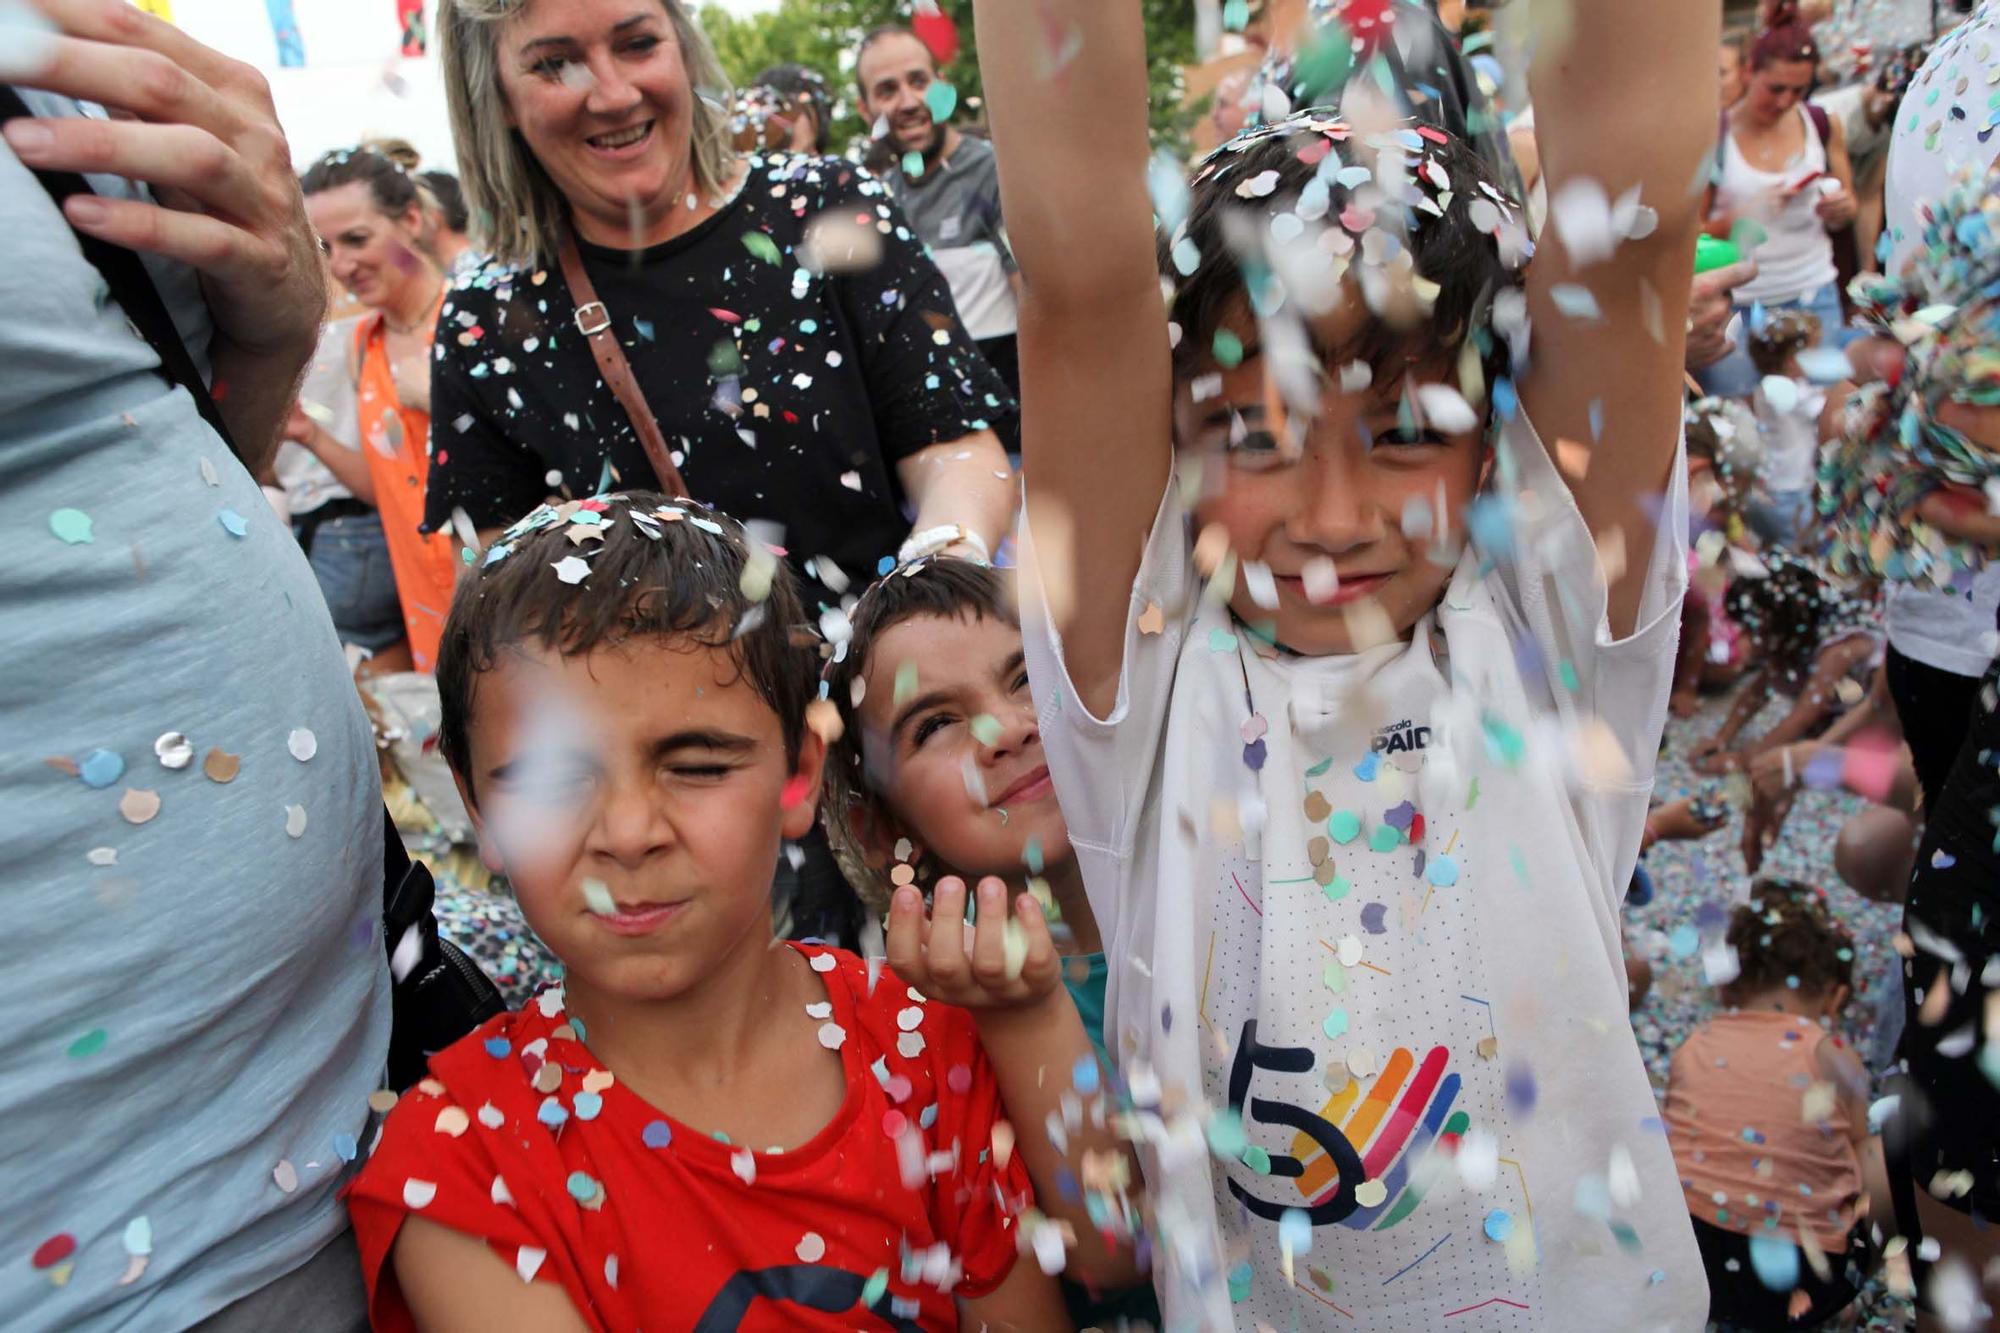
top-left (434, 0), bottom-right (1016, 947)
top-left (432, 0), bottom-right (1015, 613)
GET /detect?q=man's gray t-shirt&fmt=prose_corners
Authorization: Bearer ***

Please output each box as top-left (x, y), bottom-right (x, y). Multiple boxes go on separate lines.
top-left (883, 134), bottom-right (1019, 341)
top-left (0, 94), bottom-right (389, 1330)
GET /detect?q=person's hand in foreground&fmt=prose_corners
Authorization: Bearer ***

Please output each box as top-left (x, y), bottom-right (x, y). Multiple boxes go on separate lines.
top-left (3, 0), bottom-right (327, 467)
top-left (1685, 259), bottom-right (1758, 371)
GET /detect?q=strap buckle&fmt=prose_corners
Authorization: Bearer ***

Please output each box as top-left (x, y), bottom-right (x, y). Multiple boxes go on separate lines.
top-left (574, 301), bottom-right (612, 337)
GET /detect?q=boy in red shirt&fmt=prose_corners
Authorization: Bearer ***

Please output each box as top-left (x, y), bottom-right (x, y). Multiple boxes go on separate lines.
top-left (344, 494), bottom-right (1084, 1330)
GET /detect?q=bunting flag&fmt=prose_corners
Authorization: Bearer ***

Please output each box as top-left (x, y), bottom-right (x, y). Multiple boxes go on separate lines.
top-left (130, 0), bottom-right (174, 20)
top-left (398, 0), bottom-right (427, 56)
top-left (265, 0), bottom-right (305, 68)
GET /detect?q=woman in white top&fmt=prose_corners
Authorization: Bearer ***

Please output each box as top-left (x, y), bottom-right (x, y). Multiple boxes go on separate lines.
top-left (1698, 22), bottom-right (1859, 397)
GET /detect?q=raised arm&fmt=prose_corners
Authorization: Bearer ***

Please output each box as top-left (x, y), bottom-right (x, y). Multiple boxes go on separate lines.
top-left (973, 0), bottom-right (1171, 717)
top-left (1520, 0), bottom-right (1719, 638)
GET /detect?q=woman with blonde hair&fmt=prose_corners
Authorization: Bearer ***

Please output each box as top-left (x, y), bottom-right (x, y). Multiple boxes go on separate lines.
top-left (430, 0), bottom-right (1017, 946)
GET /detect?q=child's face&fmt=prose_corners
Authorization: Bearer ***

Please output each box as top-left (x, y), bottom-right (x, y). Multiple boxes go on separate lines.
top-left (455, 636), bottom-right (822, 1003)
top-left (854, 612), bottom-right (1071, 883)
top-left (1175, 301), bottom-right (1485, 655)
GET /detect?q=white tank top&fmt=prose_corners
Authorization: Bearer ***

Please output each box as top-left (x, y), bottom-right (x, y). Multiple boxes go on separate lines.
top-left (1717, 105), bottom-right (1837, 305)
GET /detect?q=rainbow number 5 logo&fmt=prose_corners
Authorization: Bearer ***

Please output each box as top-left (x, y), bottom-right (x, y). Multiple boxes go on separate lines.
top-left (1226, 1023), bottom-right (1468, 1231)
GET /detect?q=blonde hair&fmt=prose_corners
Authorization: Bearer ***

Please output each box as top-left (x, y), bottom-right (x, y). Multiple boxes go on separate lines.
top-left (437, 0), bottom-right (737, 268)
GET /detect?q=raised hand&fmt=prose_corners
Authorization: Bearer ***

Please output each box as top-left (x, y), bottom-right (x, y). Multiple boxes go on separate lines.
top-left (884, 876), bottom-right (1061, 1011)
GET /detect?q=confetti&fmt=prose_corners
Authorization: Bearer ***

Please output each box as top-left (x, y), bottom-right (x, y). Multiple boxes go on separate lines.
top-left (154, 732), bottom-right (193, 769)
top-left (516, 1245), bottom-right (547, 1282)
top-left (49, 508), bottom-right (93, 544)
top-left (287, 728), bottom-right (317, 762)
top-left (79, 748), bottom-right (124, 789)
top-left (284, 804), bottom-right (308, 838)
top-left (119, 788), bottom-right (160, 824)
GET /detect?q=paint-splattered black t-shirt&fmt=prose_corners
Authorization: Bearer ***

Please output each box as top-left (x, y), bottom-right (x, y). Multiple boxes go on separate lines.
top-left (425, 153), bottom-right (1014, 607)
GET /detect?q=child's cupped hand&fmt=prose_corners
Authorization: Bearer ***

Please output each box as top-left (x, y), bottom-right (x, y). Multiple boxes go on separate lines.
top-left (885, 876), bottom-right (1061, 1012)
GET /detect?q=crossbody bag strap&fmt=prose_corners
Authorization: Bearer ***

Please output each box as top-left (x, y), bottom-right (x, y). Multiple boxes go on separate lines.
top-left (555, 227), bottom-right (690, 499)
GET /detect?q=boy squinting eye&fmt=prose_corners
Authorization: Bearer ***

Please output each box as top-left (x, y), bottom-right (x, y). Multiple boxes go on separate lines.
top-left (492, 753), bottom-right (598, 805)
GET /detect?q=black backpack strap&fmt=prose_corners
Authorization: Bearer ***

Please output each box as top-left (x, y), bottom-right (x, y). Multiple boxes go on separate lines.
top-left (1, 85), bottom-right (240, 459)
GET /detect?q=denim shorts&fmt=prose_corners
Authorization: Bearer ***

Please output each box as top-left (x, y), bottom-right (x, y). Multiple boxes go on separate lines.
top-left (296, 509), bottom-right (404, 652)
top-left (1694, 279), bottom-right (1856, 400)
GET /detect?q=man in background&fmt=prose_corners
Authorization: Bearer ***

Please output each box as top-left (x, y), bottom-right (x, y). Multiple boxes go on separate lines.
top-left (856, 25), bottom-right (1022, 416)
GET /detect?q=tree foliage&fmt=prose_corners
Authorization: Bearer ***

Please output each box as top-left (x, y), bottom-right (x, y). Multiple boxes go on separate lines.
top-left (695, 0), bottom-right (1198, 156)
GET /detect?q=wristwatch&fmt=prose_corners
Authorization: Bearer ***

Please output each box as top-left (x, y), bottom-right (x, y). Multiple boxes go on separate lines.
top-left (898, 523), bottom-right (991, 566)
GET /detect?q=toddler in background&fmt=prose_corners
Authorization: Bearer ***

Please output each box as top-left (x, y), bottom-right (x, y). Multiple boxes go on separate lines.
top-left (1675, 397), bottom-right (1764, 715)
top-left (1665, 882), bottom-right (1888, 1328)
top-left (1691, 555), bottom-right (1882, 775)
top-left (1746, 310), bottom-right (1830, 550)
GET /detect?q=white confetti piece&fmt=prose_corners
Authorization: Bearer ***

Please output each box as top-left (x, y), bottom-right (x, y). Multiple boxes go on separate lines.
top-left (796, 1231), bottom-right (827, 1262)
top-left (86, 847), bottom-right (117, 867)
top-left (492, 1174), bottom-right (515, 1207)
top-left (1550, 178), bottom-right (1617, 268)
top-left (403, 1178), bottom-right (438, 1208)
top-left (272, 1160), bottom-right (299, 1193)
top-left (154, 732), bottom-right (194, 769)
top-left (817, 1022), bottom-right (847, 1050)
top-left (897, 1031), bottom-right (927, 1059)
top-left (552, 555), bottom-right (590, 584)
top-left (198, 456), bottom-right (219, 487)
top-left (435, 1106), bottom-right (471, 1137)
top-left (284, 804), bottom-right (308, 838)
top-left (581, 878), bottom-right (616, 914)
top-left (287, 728), bottom-right (317, 762)
top-left (896, 1005), bottom-right (924, 1032)
top-left (1415, 384), bottom-right (1478, 434)
top-left (1550, 284), bottom-right (1603, 321)
top-left (604, 1255), bottom-right (620, 1289)
top-left (515, 1244), bottom-right (546, 1282)
top-left (731, 1148), bottom-right (757, 1185)
top-left (809, 953), bottom-right (837, 973)
top-left (477, 1102), bottom-right (504, 1129)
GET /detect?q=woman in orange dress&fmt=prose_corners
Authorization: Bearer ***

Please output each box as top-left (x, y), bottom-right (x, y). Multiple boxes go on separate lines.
top-left (296, 147), bottom-right (462, 672)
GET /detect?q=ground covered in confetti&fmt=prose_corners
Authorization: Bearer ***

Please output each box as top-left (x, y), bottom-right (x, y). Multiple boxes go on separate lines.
top-left (1637, 691), bottom-right (1913, 1331)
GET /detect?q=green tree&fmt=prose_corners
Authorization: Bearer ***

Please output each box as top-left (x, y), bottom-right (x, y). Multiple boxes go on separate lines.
top-left (695, 0), bottom-right (1197, 156)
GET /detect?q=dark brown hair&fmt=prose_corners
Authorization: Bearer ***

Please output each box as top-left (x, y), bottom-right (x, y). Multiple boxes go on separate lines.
top-left (436, 493), bottom-right (817, 801)
top-left (299, 146), bottom-right (424, 219)
top-left (817, 557), bottom-right (1016, 910)
top-left (418, 169), bottom-right (471, 235)
top-left (1162, 114), bottom-right (1525, 401)
top-left (1723, 879), bottom-right (1855, 1001)
top-left (855, 23), bottom-right (928, 93)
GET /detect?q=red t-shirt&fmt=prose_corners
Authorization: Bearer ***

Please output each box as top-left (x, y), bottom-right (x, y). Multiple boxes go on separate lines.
top-left (345, 945), bottom-right (1032, 1331)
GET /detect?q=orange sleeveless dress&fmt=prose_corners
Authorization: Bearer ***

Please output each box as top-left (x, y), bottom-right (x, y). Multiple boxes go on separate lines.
top-left (354, 299), bottom-right (459, 672)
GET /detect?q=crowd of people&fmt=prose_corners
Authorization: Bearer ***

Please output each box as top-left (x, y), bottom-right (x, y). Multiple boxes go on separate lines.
top-left (4, 0), bottom-right (1997, 1328)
